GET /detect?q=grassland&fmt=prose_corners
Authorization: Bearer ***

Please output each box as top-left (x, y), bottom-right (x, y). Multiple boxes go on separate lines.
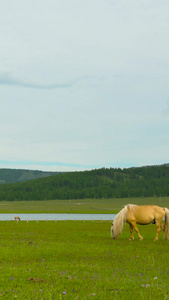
top-left (1, 197), bottom-right (169, 299)
top-left (0, 220), bottom-right (169, 299)
top-left (0, 196), bottom-right (169, 213)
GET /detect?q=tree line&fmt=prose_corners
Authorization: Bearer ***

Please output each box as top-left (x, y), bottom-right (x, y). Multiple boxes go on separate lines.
top-left (0, 164), bottom-right (169, 201)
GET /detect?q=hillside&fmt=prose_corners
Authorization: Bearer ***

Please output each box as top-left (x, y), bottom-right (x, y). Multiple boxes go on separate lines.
top-left (0, 169), bottom-right (62, 184)
top-left (0, 164), bottom-right (169, 201)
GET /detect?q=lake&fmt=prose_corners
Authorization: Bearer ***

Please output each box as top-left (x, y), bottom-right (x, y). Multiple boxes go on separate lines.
top-left (0, 213), bottom-right (116, 221)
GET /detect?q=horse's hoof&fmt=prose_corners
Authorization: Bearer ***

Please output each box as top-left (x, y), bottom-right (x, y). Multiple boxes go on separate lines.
top-left (129, 238), bottom-right (134, 241)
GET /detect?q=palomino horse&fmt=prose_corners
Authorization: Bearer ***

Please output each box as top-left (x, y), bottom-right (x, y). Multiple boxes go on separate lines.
top-left (111, 204), bottom-right (169, 241)
top-left (14, 216), bottom-right (21, 221)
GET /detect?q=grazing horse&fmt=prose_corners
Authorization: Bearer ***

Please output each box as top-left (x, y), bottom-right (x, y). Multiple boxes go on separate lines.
top-left (14, 216), bottom-right (21, 221)
top-left (111, 204), bottom-right (169, 241)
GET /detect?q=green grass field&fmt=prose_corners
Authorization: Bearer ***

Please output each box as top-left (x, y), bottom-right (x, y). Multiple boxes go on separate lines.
top-left (0, 196), bottom-right (169, 213)
top-left (1, 197), bottom-right (169, 299)
top-left (0, 220), bottom-right (169, 299)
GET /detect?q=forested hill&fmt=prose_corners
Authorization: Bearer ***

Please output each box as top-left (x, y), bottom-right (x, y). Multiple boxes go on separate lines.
top-left (0, 164), bottom-right (169, 201)
top-left (0, 169), bottom-right (61, 184)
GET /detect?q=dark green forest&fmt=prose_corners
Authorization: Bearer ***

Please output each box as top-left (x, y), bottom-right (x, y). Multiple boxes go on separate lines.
top-left (0, 164), bottom-right (169, 201)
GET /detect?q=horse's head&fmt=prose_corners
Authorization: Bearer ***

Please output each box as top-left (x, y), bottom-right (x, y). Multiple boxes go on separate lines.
top-left (111, 223), bottom-right (117, 239)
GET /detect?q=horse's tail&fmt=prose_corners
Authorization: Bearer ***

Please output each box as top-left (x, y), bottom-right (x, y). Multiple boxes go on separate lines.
top-left (111, 205), bottom-right (128, 239)
top-left (164, 208), bottom-right (169, 240)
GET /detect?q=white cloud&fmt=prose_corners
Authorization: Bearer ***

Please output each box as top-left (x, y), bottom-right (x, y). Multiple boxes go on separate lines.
top-left (0, 0), bottom-right (169, 171)
top-left (0, 71), bottom-right (76, 89)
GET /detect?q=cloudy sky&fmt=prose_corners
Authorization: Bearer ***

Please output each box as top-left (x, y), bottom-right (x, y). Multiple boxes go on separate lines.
top-left (0, 0), bottom-right (169, 172)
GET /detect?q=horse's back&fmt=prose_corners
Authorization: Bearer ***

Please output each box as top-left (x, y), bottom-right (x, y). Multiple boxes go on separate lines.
top-left (127, 205), bottom-right (165, 224)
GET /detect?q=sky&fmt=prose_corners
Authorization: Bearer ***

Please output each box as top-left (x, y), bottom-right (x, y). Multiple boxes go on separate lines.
top-left (0, 0), bottom-right (169, 172)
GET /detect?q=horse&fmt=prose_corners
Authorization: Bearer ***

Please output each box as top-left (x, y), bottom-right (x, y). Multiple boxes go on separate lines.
top-left (14, 216), bottom-right (21, 221)
top-left (111, 204), bottom-right (169, 241)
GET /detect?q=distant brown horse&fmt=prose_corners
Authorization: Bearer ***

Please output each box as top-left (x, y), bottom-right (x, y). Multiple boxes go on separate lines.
top-left (14, 216), bottom-right (21, 221)
top-left (111, 204), bottom-right (169, 241)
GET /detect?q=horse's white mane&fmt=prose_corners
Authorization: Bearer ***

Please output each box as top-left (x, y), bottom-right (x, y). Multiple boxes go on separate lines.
top-left (111, 204), bottom-right (137, 239)
top-left (126, 204), bottom-right (137, 211)
top-left (111, 206), bottom-right (128, 238)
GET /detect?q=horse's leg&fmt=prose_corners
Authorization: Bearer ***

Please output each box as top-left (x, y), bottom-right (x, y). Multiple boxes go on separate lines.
top-left (160, 220), bottom-right (165, 231)
top-left (130, 221), bottom-right (143, 241)
top-left (129, 223), bottom-right (134, 240)
top-left (154, 218), bottom-right (164, 241)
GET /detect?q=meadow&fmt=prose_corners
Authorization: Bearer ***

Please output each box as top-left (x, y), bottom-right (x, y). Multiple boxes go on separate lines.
top-left (0, 197), bottom-right (169, 299)
top-left (0, 220), bottom-right (169, 299)
top-left (0, 196), bottom-right (168, 214)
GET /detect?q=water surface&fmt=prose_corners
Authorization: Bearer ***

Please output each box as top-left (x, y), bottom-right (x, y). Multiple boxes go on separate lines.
top-left (0, 213), bottom-right (116, 221)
